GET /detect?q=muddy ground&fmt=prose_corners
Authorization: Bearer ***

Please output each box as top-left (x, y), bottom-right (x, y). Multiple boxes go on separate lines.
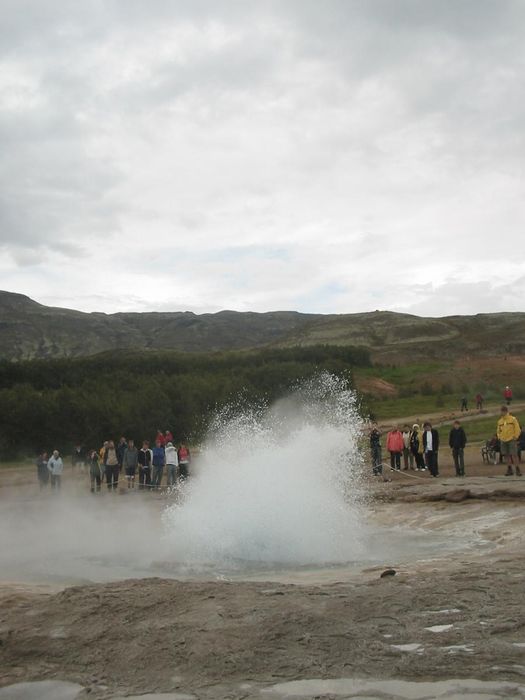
top-left (0, 465), bottom-right (524, 699)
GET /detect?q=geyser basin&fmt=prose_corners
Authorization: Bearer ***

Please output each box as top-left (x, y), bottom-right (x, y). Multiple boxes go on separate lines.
top-left (0, 375), bottom-right (467, 585)
top-left (162, 374), bottom-right (366, 567)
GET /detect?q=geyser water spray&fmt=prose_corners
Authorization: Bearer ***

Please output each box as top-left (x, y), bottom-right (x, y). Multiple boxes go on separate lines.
top-left (163, 373), bottom-right (366, 567)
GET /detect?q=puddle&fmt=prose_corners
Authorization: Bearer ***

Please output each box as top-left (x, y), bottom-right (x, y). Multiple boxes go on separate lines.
top-left (441, 644), bottom-right (474, 654)
top-left (0, 496), bottom-right (471, 586)
top-left (390, 643), bottom-right (424, 653)
top-left (0, 680), bottom-right (83, 700)
top-left (425, 624), bottom-right (454, 633)
top-left (262, 677), bottom-right (525, 698)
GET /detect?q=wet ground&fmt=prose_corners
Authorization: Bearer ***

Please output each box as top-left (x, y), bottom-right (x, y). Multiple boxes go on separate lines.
top-left (1, 474), bottom-right (524, 699)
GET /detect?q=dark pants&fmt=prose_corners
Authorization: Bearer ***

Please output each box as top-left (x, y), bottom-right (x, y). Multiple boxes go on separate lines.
top-left (50, 474), bottom-right (61, 490)
top-left (179, 463), bottom-right (189, 481)
top-left (106, 464), bottom-right (119, 490)
top-left (412, 450), bottom-right (425, 470)
top-left (166, 464), bottom-right (178, 486)
top-left (390, 452), bottom-right (401, 470)
top-left (452, 448), bottom-right (465, 476)
top-left (152, 465), bottom-right (164, 488)
top-left (425, 451), bottom-right (439, 477)
top-left (138, 466), bottom-right (151, 489)
top-left (371, 446), bottom-right (382, 475)
top-left (90, 473), bottom-right (101, 492)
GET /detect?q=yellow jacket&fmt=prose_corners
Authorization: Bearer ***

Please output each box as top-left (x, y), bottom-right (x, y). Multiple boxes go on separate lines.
top-left (497, 413), bottom-right (521, 442)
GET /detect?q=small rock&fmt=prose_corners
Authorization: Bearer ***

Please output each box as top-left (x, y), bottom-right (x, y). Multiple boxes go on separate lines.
top-left (380, 569), bottom-right (396, 578)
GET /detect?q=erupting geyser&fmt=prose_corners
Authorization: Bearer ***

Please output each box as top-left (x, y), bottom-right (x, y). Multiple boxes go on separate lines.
top-left (163, 373), bottom-right (366, 567)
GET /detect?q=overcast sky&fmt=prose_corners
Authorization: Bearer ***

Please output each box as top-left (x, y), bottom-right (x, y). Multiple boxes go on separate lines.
top-left (1, 0), bottom-right (524, 317)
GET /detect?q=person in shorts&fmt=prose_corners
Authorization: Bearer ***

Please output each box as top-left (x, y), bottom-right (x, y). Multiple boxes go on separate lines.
top-left (497, 405), bottom-right (521, 476)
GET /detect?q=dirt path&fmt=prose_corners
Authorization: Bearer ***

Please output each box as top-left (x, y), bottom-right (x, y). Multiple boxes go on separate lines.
top-left (377, 400), bottom-right (525, 432)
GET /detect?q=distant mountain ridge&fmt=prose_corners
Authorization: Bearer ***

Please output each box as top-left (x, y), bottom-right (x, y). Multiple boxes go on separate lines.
top-left (0, 290), bottom-right (524, 363)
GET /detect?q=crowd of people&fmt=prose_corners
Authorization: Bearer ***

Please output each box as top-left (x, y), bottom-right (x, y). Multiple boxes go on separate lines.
top-left (370, 404), bottom-right (524, 479)
top-left (35, 429), bottom-right (191, 493)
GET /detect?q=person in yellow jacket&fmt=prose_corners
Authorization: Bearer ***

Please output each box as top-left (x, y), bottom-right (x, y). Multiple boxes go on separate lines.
top-left (497, 406), bottom-right (521, 476)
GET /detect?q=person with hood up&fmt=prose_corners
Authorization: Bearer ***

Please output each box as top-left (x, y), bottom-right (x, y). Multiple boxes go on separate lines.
top-left (47, 450), bottom-right (64, 490)
top-left (165, 441), bottom-right (179, 487)
top-left (386, 425), bottom-right (404, 471)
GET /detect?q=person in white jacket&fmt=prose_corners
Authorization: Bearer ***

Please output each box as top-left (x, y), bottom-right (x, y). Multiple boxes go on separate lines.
top-left (47, 450), bottom-right (64, 490)
top-left (165, 442), bottom-right (179, 487)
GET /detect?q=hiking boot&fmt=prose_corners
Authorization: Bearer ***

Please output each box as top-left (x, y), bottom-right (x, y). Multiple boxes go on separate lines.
top-left (505, 467), bottom-right (514, 476)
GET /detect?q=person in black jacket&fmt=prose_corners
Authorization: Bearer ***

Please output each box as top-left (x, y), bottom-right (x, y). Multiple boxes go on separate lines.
top-left (422, 421), bottom-right (440, 477)
top-left (449, 420), bottom-right (467, 476)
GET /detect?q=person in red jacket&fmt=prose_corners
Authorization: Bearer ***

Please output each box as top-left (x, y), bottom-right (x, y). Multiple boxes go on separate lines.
top-left (155, 430), bottom-right (166, 447)
top-left (386, 426), bottom-right (404, 471)
top-left (503, 386), bottom-right (513, 405)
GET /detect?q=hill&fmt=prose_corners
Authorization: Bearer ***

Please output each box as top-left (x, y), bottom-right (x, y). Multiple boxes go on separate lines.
top-left (1, 290), bottom-right (525, 362)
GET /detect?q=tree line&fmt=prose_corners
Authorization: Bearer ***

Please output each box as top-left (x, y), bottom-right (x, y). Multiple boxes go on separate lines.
top-left (0, 345), bottom-right (369, 459)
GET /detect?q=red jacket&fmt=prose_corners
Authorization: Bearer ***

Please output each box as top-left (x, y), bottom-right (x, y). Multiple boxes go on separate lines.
top-left (386, 430), bottom-right (404, 453)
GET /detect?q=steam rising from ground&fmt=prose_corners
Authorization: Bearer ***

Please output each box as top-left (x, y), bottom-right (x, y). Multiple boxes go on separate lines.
top-left (163, 374), bottom-right (366, 566)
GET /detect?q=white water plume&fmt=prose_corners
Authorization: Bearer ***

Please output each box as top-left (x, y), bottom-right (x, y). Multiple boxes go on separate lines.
top-left (163, 373), bottom-right (366, 566)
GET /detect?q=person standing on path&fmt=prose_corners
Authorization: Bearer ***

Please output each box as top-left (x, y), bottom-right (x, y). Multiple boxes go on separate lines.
top-left (122, 439), bottom-right (139, 488)
top-left (369, 423), bottom-right (382, 476)
top-left (460, 396), bottom-right (468, 412)
top-left (386, 426), bottom-right (404, 471)
top-left (503, 386), bottom-right (513, 405)
top-left (402, 425), bottom-right (414, 470)
top-left (449, 420), bottom-right (467, 477)
top-left (36, 451), bottom-right (49, 489)
top-left (497, 406), bottom-right (521, 476)
top-left (151, 441), bottom-right (166, 489)
top-left (165, 442), bottom-right (179, 487)
top-left (138, 440), bottom-right (153, 489)
top-left (422, 422), bottom-right (440, 477)
top-left (104, 440), bottom-right (120, 491)
top-left (178, 443), bottom-right (191, 482)
top-left (475, 393), bottom-right (484, 410)
top-left (410, 424), bottom-right (425, 471)
top-left (88, 449), bottom-right (102, 493)
top-left (47, 450), bottom-right (64, 490)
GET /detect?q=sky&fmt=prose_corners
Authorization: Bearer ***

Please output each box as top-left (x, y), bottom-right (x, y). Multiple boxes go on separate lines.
top-left (1, 0), bottom-right (524, 317)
